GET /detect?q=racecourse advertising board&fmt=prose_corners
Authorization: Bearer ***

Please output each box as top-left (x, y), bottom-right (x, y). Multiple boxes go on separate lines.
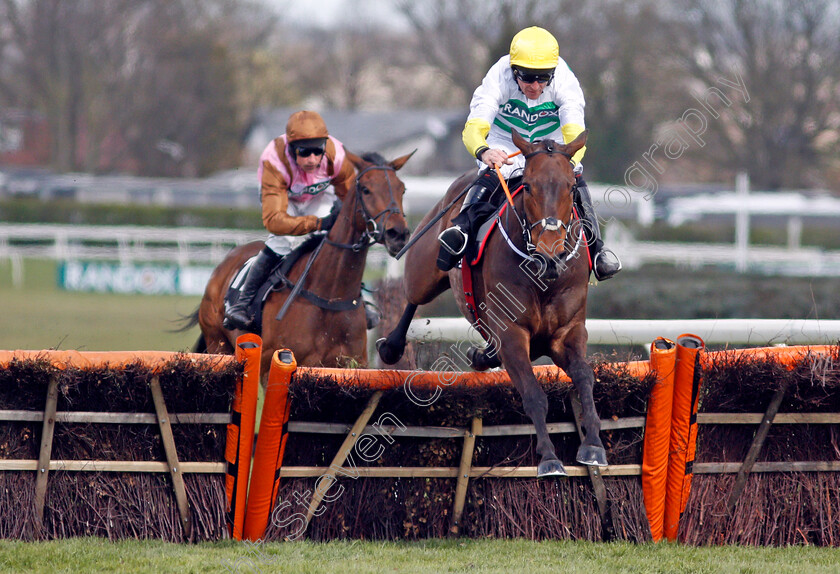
top-left (58, 261), bottom-right (213, 295)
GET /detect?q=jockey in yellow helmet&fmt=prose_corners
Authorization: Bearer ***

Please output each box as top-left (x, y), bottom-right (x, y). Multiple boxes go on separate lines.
top-left (437, 26), bottom-right (621, 281)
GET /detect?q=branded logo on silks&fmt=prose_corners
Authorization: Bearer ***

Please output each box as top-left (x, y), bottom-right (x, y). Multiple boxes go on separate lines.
top-left (495, 100), bottom-right (561, 139)
top-left (290, 180), bottom-right (331, 199)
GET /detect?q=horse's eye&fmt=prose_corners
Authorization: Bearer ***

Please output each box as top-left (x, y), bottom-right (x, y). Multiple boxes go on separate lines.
top-left (361, 186), bottom-right (371, 195)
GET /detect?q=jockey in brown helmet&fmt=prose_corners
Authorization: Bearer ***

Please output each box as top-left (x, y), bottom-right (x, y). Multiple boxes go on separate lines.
top-left (224, 110), bottom-right (378, 331)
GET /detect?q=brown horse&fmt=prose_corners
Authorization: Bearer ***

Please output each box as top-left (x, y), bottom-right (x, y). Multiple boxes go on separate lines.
top-left (377, 130), bottom-right (607, 477)
top-left (185, 150), bottom-right (413, 376)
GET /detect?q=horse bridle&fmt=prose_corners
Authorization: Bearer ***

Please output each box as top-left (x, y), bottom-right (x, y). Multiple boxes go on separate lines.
top-left (324, 164), bottom-right (404, 251)
top-left (511, 141), bottom-right (580, 260)
top-left (275, 164), bottom-right (404, 320)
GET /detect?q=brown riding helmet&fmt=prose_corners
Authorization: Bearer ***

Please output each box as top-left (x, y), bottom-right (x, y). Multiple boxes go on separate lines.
top-left (286, 110), bottom-right (329, 149)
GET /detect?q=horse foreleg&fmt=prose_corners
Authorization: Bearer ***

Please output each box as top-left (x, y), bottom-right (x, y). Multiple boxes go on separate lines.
top-left (376, 303), bottom-right (418, 365)
top-left (500, 329), bottom-right (566, 478)
top-left (553, 331), bottom-right (608, 467)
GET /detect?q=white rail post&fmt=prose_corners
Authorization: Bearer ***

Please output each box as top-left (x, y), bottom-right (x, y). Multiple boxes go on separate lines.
top-left (735, 171), bottom-right (750, 273)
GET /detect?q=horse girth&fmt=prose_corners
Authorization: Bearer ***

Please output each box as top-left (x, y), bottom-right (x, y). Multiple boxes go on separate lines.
top-left (272, 270), bottom-right (363, 312)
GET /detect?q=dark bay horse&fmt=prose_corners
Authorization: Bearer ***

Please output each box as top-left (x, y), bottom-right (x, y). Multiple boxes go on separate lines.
top-left (188, 150), bottom-right (413, 376)
top-left (377, 131), bottom-right (607, 477)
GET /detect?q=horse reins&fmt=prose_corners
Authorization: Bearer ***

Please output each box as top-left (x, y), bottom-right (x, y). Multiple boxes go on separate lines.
top-left (275, 163), bottom-right (404, 321)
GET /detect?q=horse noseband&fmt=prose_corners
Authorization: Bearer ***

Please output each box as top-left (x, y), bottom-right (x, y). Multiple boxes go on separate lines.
top-left (529, 216), bottom-right (567, 233)
top-left (365, 218), bottom-right (379, 238)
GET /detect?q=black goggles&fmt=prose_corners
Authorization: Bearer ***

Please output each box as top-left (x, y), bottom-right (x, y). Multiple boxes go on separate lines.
top-left (295, 145), bottom-right (325, 158)
top-left (513, 69), bottom-right (554, 84)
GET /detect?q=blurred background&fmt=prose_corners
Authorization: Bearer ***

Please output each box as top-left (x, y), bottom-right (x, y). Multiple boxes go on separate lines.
top-left (1, 0), bottom-right (839, 357)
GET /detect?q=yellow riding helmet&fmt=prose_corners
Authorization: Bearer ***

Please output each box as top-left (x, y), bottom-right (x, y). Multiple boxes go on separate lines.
top-left (286, 110), bottom-right (329, 144)
top-left (509, 27), bottom-right (559, 70)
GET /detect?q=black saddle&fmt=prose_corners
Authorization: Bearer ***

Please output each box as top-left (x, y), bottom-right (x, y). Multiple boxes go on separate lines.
top-left (223, 235), bottom-right (323, 332)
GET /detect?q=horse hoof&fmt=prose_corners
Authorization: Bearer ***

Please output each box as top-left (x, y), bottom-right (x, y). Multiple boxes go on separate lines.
top-left (376, 337), bottom-right (404, 365)
top-left (468, 347), bottom-right (502, 372)
top-left (537, 459), bottom-right (567, 478)
top-left (576, 445), bottom-right (608, 467)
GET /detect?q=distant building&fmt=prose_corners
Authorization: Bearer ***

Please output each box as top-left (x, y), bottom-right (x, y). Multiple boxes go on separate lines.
top-left (242, 107), bottom-right (474, 176)
top-left (0, 109), bottom-right (50, 167)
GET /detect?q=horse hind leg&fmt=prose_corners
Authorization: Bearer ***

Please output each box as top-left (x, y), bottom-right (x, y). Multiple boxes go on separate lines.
top-left (192, 334), bottom-right (207, 354)
top-left (376, 303), bottom-right (418, 365)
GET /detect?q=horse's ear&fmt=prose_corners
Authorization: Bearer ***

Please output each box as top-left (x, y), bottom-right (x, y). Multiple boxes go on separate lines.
top-left (564, 130), bottom-right (588, 157)
top-left (390, 149), bottom-right (417, 171)
top-left (512, 130), bottom-right (535, 154)
top-left (345, 150), bottom-right (369, 170)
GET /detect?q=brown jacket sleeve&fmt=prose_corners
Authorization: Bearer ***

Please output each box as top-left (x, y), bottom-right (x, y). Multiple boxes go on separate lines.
top-left (260, 140), bottom-right (321, 236)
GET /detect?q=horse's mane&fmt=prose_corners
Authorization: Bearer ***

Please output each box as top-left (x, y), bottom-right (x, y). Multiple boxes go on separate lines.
top-left (361, 152), bottom-right (387, 166)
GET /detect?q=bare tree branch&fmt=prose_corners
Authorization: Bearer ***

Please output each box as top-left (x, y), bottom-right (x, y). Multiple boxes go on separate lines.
top-left (664, 0), bottom-right (840, 188)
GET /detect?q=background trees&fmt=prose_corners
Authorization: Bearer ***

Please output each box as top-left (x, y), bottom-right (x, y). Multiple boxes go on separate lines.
top-left (0, 0), bottom-right (272, 176)
top-left (1, 0), bottom-right (838, 189)
top-left (661, 0), bottom-right (840, 189)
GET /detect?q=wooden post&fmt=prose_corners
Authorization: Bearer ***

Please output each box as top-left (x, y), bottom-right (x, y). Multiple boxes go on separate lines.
top-left (304, 391), bottom-right (383, 530)
top-left (726, 380), bottom-right (791, 513)
top-left (570, 390), bottom-right (614, 541)
top-left (150, 376), bottom-right (193, 540)
top-left (449, 417), bottom-right (482, 536)
top-left (34, 374), bottom-right (59, 539)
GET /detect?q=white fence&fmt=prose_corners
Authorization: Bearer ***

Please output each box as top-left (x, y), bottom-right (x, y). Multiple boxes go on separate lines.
top-left (609, 234), bottom-right (840, 276)
top-left (3, 220), bottom-right (840, 289)
top-left (0, 223), bottom-right (396, 289)
top-left (3, 224), bottom-right (838, 346)
top-left (407, 318), bottom-right (840, 347)
top-left (0, 223), bottom-right (265, 265)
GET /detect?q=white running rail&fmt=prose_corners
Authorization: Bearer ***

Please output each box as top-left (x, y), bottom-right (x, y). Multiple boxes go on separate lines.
top-left (407, 317), bottom-right (840, 346)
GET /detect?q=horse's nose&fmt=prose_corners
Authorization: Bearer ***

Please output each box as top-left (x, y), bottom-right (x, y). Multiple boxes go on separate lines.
top-left (384, 226), bottom-right (409, 254)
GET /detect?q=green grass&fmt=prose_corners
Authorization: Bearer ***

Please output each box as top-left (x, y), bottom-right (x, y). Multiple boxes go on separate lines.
top-left (0, 538), bottom-right (839, 574)
top-left (0, 258), bottom-right (201, 352)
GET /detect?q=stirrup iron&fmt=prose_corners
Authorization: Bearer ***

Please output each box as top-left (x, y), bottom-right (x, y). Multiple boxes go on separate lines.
top-left (593, 249), bottom-right (622, 281)
top-left (438, 226), bottom-right (468, 256)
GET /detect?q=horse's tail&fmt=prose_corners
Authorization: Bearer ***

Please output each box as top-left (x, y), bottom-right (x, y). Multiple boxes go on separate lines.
top-left (171, 305), bottom-right (201, 333)
top-left (169, 305), bottom-right (208, 354)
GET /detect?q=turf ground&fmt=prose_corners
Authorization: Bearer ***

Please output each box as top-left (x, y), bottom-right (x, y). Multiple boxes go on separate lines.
top-left (0, 258), bottom-right (201, 352)
top-left (1, 538), bottom-right (840, 574)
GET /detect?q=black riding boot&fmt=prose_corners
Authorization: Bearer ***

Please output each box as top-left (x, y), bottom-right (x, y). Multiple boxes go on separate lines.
top-left (436, 175), bottom-right (495, 271)
top-left (223, 248), bottom-right (282, 331)
top-left (575, 177), bottom-right (621, 281)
